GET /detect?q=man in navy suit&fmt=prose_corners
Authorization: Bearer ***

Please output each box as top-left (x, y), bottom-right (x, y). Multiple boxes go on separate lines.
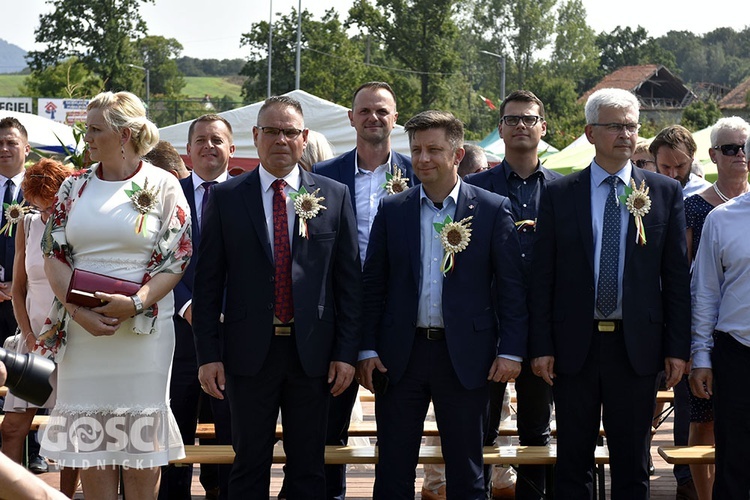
top-left (161, 115), bottom-right (235, 500)
top-left (0, 117), bottom-right (27, 345)
top-left (358, 110), bottom-right (527, 499)
top-left (194, 96), bottom-right (362, 498)
top-left (312, 81), bottom-right (416, 499)
top-left (464, 90), bottom-right (560, 500)
top-left (530, 88), bottom-right (691, 499)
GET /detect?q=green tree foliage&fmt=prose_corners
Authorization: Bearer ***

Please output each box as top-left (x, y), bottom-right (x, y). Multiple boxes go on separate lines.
top-left (550, 0), bottom-right (600, 93)
top-left (597, 26), bottom-right (676, 74)
top-left (240, 9), bottom-right (367, 105)
top-left (136, 36), bottom-right (185, 96)
top-left (27, 0), bottom-right (153, 91)
top-left (176, 57), bottom-right (245, 77)
top-left (681, 100), bottom-right (722, 131)
top-left (347, 0), bottom-right (463, 110)
top-left (20, 57), bottom-right (103, 98)
top-left (526, 68), bottom-right (585, 149)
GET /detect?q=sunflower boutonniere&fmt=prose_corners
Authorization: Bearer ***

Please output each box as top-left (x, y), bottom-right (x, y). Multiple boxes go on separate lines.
top-left (618, 179), bottom-right (651, 245)
top-left (382, 167), bottom-right (410, 195)
top-left (433, 215), bottom-right (473, 276)
top-left (125, 178), bottom-right (160, 236)
top-left (0, 201), bottom-right (29, 237)
top-left (289, 186), bottom-right (327, 239)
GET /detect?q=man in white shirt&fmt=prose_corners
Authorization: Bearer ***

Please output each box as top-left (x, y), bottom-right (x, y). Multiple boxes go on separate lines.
top-left (651, 124), bottom-right (710, 198)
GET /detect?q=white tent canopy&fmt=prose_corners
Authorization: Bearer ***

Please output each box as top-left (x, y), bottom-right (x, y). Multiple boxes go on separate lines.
top-left (158, 89), bottom-right (411, 169)
top-left (477, 128), bottom-right (558, 161)
top-left (1, 111), bottom-right (80, 156)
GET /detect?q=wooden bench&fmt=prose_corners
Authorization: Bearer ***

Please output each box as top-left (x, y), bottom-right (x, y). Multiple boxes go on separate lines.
top-left (658, 445), bottom-right (715, 465)
top-left (170, 444), bottom-right (610, 466)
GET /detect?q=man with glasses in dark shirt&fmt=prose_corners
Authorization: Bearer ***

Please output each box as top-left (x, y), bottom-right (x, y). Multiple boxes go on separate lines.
top-left (465, 90), bottom-right (561, 499)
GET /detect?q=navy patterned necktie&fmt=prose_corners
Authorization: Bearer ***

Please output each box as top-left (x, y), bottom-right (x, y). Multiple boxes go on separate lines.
top-left (596, 176), bottom-right (620, 318)
top-left (200, 181), bottom-right (217, 229)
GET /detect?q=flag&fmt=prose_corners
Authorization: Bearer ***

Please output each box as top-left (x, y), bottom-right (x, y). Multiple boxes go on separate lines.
top-left (478, 95), bottom-right (496, 110)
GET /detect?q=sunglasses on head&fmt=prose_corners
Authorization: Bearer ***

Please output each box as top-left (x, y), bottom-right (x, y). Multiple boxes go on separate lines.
top-left (713, 144), bottom-right (745, 156)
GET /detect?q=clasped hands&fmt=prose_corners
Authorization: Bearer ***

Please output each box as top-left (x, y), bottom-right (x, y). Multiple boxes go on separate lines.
top-left (72, 292), bottom-right (138, 337)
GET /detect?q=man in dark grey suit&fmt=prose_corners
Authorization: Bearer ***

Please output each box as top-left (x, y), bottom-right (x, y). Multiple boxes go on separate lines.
top-left (194, 96), bottom-right (362, 499)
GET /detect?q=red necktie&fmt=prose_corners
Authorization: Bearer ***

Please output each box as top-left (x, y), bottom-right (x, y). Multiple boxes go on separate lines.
top-left (272, 179), bottom-right (294, 324)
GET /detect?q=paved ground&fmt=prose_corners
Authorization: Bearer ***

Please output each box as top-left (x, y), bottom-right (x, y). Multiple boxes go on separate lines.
top-left (37, 386), bottom-right (685, 499)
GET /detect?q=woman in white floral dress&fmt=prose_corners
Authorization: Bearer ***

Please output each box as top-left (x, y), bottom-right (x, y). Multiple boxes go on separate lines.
top-left (39, 91), bottom-right (192, 499)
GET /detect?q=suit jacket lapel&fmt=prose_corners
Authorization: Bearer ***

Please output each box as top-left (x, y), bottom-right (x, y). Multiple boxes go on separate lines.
top-left (576, 167), bottom-right (595, 273)
top-left (404, 189), bottom-right (421, 288)
top-left (292, 170), bottom-right (317, 261)
top-left (491, 164), bottom-right (510, 197)
top-left (341, 150), bottom-right (357, 214)
top-left (624, 167), bottom-right (644, 264)
top-left (242, 169), bottom-right (273, 264)
top-left (182, 178), bottom-right (200, 243)
top-left (454, 182), bottom-right (477, 223)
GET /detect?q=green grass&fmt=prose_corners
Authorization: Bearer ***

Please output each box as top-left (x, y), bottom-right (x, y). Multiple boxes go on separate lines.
top-left (182, 76), bottom-right (243, 101)
top-left (0, 75), bottom-right (26, 96)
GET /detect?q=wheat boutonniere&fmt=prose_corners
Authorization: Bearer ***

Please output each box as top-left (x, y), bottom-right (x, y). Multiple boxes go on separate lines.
top-left (0, 201), bottom-right (29, 237)
top-left (618, 179), bottom-right (651, 245)
top-left (433, 215), bottom-right (473, 276)
top-left (289, 186), bottom-right (326, 239)
top-left (126, 178), bottom-right (160, 236)
top-left (382, 167), bottom-right (409, 195)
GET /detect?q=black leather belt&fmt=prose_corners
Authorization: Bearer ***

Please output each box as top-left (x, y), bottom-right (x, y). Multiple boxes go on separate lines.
top-left (593, 320), bottom-right (622, 333)
top-left (273, 324), bottom-right (294, 336)
top-left (416, 327), bottom-right (446, 340)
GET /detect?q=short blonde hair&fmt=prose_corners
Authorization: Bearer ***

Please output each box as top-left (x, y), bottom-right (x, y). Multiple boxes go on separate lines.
top-left (299, 130), bottom-right (334, 171)
top-left (87, 91), bottom-right (159, 156)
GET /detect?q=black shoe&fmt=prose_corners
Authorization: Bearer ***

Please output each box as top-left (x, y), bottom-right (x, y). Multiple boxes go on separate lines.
top-left (648, 455), bottom-right (655, 475)
top-left (676, 478), bottom-right (699, 500)
top-left (28, 455), bottom-right (49, 474)
top-left (204, 486), bottom-right (220, 500)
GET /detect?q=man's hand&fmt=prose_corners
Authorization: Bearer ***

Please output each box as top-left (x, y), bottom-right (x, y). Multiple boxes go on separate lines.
top-left (328, 361), bottom-right (355, 397)
top-left (664, 357), bottom-right (687, 389)
top-left (356, 357), bottom-right (387, 394)
top-left (531, 356), bottom-right (556, 386)
top-left (183, 304), bottom-right (193, 325)
top-left (689, 368), bottom-right (713, 399)
top-left (198, 362), bottom-right (226, 400)
top-left (487, 357), bottom-right (521, 383)
top-left (0, 281), bottom-right (12, 302)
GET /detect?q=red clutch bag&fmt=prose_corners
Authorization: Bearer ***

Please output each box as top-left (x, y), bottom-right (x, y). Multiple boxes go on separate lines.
top-left (65, 269), bottom-right (142, 308)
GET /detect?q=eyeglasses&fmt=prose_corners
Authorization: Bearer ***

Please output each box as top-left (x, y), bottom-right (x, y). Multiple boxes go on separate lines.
top-left (501, 115), bottom-right (543, 127)
top-left (591, 123), bottom-right (640, 134)
top-left (712, 144), bottom-right (745, 156)
top-left (257, 126), bottom-right (304, 139)
top-left (634, 159), bottom-right (655, 169)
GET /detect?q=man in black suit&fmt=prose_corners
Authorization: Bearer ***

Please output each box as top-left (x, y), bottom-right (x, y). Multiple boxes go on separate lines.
top-left (194, 96), bottom-right (362, 498)
top-left (359, 110), bottom-right (527, 499)
top-left (530, 88), bottom-right (691, 499)
top-left (160, 114), bottom-right (235, 500)
top-left (0, 117), bottom-right (27, 344)
top-left (465, 90), bottom-right (561, 500)
top-left (312, 81), bottom-right (416, 500)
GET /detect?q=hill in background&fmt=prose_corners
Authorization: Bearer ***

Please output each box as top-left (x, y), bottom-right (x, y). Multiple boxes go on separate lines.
top-left (0, 39), bottom-right (28, 74)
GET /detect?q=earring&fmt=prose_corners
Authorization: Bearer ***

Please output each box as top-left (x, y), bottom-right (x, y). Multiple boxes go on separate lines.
top-left (121, 144), bottom-right (126, 160)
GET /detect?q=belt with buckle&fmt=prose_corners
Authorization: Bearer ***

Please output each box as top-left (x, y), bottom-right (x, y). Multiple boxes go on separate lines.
top-left (273, 324), bottom-right (294, 336)
top-left (594, 320), bottom-right (622, 333)
top-left (416, 327), bottom-right (446, 341)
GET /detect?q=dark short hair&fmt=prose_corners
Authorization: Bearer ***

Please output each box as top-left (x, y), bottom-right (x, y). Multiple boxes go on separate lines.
top-left (187, 114), bottom-right (233, 144)
top-left (258, 96), bottom-right (304, 123)
top-left (404, 110), bottom-right (464, 150)
top-left (649, 125), bottom-right (696, 159)
top-left (499, 90), bottom-right (545, 119)
top-left (0, 117), bottom-right (28, 140)
top-left (144, 140), bottom-right (189, 177)
top-left (351, 82), bottom-right (397, 109)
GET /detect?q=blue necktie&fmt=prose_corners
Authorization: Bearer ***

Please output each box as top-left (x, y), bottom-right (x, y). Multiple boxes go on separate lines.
top-left (200, 181), bottom-right (217, 229)
top-left (597, 176), bottom-right (620, 318)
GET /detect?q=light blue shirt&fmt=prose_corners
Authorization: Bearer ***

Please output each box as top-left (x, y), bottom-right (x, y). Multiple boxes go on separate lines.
top-left (416, 180), bottom-right (461, 328)
top-left (590, 161), bottom-right (631, 319)
top-left (354, 151), bottom-right (393, 267)
top-left (682, 173), bottom-right (711, 199)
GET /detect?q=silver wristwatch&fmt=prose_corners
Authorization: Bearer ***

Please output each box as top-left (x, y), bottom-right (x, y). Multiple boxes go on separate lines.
top-left (130, 295), bottom-right (144, 315)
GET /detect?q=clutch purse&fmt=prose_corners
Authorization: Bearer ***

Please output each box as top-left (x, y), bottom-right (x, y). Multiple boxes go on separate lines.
top-left (65, 269), bottom-right (142, 308)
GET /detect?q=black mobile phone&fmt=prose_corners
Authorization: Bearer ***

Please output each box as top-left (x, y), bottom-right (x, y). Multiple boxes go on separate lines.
top-left (371, 370), bottom-right (390, 396)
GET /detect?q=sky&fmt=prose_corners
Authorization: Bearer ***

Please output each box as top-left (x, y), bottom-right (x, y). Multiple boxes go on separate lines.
top-left (4, 0), bottom-right (749, 61)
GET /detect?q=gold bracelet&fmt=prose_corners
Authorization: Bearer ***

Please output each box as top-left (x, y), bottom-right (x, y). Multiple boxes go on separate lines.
top-left (71, 305), bottom-right (82, 321)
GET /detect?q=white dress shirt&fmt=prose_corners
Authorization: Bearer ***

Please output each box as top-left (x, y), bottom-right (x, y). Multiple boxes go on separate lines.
top-left (691, 192), bottom-right (750, 369)
top-left (258, 164), bottom-right (301, 254)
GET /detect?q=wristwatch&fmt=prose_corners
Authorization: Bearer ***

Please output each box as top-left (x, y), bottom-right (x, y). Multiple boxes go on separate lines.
top-left (130, 294), bottom-right (144, 315)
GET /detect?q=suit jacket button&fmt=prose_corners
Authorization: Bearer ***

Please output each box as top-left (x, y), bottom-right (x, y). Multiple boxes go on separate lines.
top-left (267, 303), bottom-right (274, 310)
top-left (270, 276), bottom-right (275, 282)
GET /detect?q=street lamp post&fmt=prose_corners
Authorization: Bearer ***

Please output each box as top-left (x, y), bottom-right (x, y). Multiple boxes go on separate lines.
top-left (479, 50), bottom-right (506, 103)
top-left (127, 64), bottom-right (150, 117)
top-left (295, 0), bottom-right (301, 89)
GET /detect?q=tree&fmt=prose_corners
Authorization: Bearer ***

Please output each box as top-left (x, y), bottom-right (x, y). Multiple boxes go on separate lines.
top-left (20, 57), bottom-right (103, 98)
top-left (347, 0), bottom-right (463, 110)
top-left (550, 0), bottom-right (600, 93)
top-left (27, 0), bottom-right (153, 91)
top-left (681, 100), bottom-right (722, 131)
top-left (136, 36), bottom-right (185, 96)
top-left (596, 26), bottom-right (676, 74)
top-left (239, 8), bottom-right (368, 105)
